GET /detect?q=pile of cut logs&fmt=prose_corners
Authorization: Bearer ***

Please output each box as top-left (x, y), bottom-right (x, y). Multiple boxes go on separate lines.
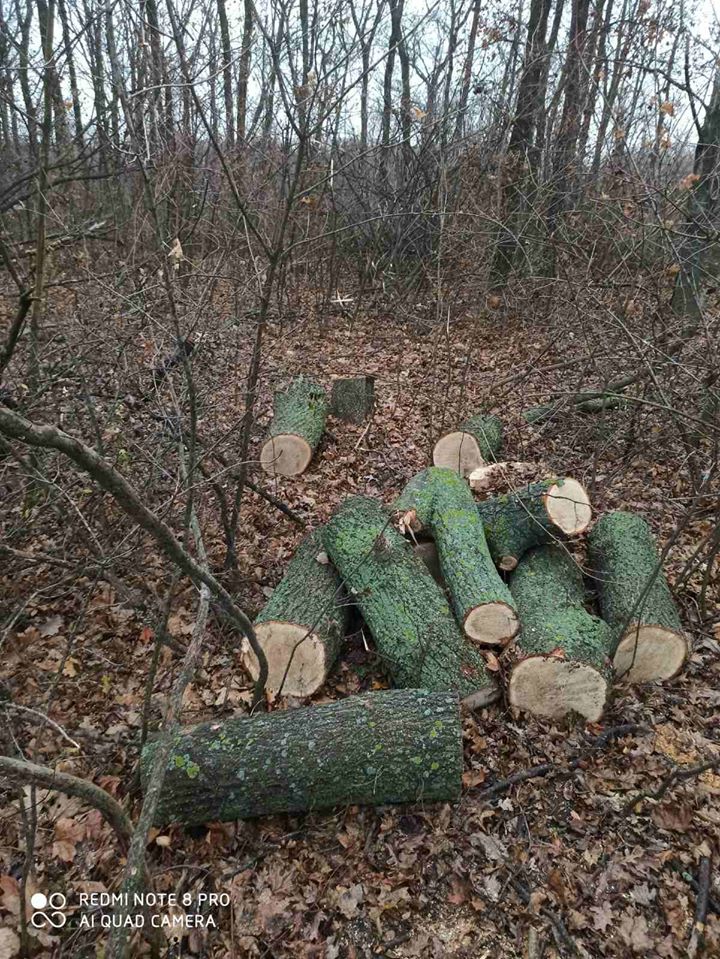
top-left (143, 379), bottom-right (688, 825)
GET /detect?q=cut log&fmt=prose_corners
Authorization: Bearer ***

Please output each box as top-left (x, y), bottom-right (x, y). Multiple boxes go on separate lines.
top-left (241, 532), bottom-right (348, 697)
top-left (587, 512), bottom-right (688, 683)
top-left (260, 378), bottom-right (328, 476)
top-left (523, 395), bottom-right (626, 424)
top-left (322, 495), bottom-right (498, 707)
top-left (395, 468), bottom-right (519, 646)
top-left (142, 689), bottom-right (463, 824)
top-left (330, 375), bottom-right (375, 424)
top-left (477, 478), bottom-right (592, 571)
top-left (508, 546), bottom-right (614, 722)
top-left (432, 414), bottom-right (503, 476)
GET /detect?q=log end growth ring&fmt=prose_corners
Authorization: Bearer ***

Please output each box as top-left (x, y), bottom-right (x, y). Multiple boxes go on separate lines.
top-left (260, 434), bottom-right (313, 476)
top-left (242, 621), bottom-right (328, 697)
top-left (509, 656), bottom-right (608, 722)
top-left (613, 625), bottom-right (688, 683)
top-left (544, 479), bottom-right (592, 535)
top-left (432, 431), bottom-right (484, 476)
top-left (464, 601), bottom-right (519, 645)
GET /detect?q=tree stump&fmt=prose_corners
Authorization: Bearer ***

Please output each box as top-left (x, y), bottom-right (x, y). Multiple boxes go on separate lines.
top-left (330, 375), bottom-right (375, 424)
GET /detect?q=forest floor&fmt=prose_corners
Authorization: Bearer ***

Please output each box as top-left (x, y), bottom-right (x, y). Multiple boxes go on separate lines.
top-left (1, 276), bottom-right (719, 958)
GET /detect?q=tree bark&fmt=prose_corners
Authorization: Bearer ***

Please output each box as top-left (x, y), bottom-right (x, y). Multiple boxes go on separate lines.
top-left (141, 689), bottom-right (464, 824)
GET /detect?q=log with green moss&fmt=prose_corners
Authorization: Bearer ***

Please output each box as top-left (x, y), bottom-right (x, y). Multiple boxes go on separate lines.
top-left (395, 468), bottom-right (518, 645)
top-left (260, 377), bottom-right (329, 476)
top-left (476, 478), bottom-right (593, 571)
top-left (142, 689), bottom-right (463, 825)
top-left (587, 512), bottom-right (688, 683)
top-left (508, 546), bottom-right (614, 721)
top-left (330, 375), bottom-right (375, 424)
top-left (241, 532), bottom-right (348, 698)
top-left (322, 495), bottom-right (498, 707)
top-left (433, 413), bottom-right (503, 476)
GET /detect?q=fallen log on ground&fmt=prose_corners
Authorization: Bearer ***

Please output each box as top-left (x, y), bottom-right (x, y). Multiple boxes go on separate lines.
top-left (241, 532), bottom-right (348, 697)
top-left (587, 512), bottom-right (688, 683)
top-left (508, 546), bottom-right (614, 721)
top-left (432, 413), bottom-right (503, 475)
top-left (330, 375), bottom-right (375, 423)
top-left (395, 468), bottom-right (518, 645)
top-left (141, 689), bottom-right (463, 824)
top-left (260, 377), bottom-right (328, 476)
top-left (477, 478), bottom-right (592, 571)
top-left (322, 495), bottom-right (498, 706)
top-left (523, 395), bottom-right (627, 424)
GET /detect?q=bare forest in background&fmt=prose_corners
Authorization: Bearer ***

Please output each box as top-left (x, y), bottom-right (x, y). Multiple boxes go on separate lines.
top-left (1, 0), bottom-right (719, 956)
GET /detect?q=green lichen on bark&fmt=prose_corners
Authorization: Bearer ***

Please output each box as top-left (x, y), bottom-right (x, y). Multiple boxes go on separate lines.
top-left (330, 376), bottom-right (375, 424)
top-left (509, 546), bottom-right (614, 673)
top-left (394, 468), bottom-right (517, 634)
top-left (459, 414), bottom-right (503, 461)
top-left (322, 495), bottom-right (497, 701)
top-left (267, 377), bottom-right (329, 449)
top-left (255, 531), bottom-right (347, 660)
top-left (478, 479), bottom-right (574, 568)
top-left (141, 689), bottom-right (463, 824)
top-left (587, 511), bottom-right (682, 641)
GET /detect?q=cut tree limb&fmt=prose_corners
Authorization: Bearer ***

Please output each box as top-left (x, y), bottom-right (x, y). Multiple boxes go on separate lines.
top-left (141, 689), bottom-right (464, 824)
top-left (395, 468), bottom-right (519, 645)
top-left (508, 547), bottom-right (614, 722)
top-left (330, 375), bottom-right (375, 423)
top-left (322, 495), bottom-right (498, 707)
top-left (432, 413), bottom-right (503, 476)
top-left (260, 377), bottom-right (328, 476)
top-left (587, 511), bottom-right (688, 683)
top-left (241, 531), bottom-right (348, 697)
top-left (477, 478), bottom-right (592, 571)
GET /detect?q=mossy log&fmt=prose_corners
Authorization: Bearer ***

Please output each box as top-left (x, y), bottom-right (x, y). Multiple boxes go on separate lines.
top-left (523, 395), bottom-right (626, 424)
top-left (322, 495), bottom-right (498, 707)
top-left (142, 689), bottom-right (463, 825)
top-left (260, 378), bottom-right (328, 476)
top-left (241, 532), bottom-right (348, 697)
top-left (587, 512), bottom-right (688, 683)
top-left (330, 376), bottom-right (375, 424)
top-left (477, 478), bottom-right (592, 571)
top-left (395, 468), bottom-right (518, 645)
top-left (432, 414), bottom-right (503, 476)
top-left (508, 547), bottom-right (614, 721)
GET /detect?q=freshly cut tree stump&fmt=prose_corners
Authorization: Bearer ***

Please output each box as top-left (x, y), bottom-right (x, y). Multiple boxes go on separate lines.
top-left (322, 495), bottom-right (498, 707)
top-left (330, 375), bottom-right (375, 424)
top-left (509, 547), bottom-right (614, 722)
top-left (587, 512), bottom-right (688, 683)
top-left (142, 689), bottom-right (463, 825)
top-left (432, 414), bottom-right (503, 476)
top-left (395, 468), bottom-right (518, 646)
top-left (241, 532), bottom-right (348, 697)
top-left (477, 478), bottom-right (592, 571)
top-left (260, 378), bottom-right (328, 476)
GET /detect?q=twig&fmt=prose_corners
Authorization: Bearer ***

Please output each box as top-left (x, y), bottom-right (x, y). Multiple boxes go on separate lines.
top-left (510, 875), bottom-right (577, 958)
top-left (0, 755), bottom-right (133, 850)
top-left (477, 725), bottom-right (649, 801)
top-left (619, 757), bottom-right (720, 817)
top-left (688, 856), bottom-right (713, 958)
top-left (3, 704), bottom-right (81, 749)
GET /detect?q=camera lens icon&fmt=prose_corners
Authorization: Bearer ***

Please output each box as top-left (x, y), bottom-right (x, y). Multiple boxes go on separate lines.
top-left (31, 891), bottom-right (67, 929)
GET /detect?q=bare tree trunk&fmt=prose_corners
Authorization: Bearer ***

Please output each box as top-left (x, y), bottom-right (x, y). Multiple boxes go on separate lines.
top-left (217, 0), bottom-right (235, 145)
top-left (454, 0), bottom-right (482, 142)
top-left (489, 0), bottom-right (553, 288)
top-left (57, 0), bottom-right (85, 155)
top-left (671, 69), bottom-right (720, 319)
top-left (236, 0), bottom-right (253, 141)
